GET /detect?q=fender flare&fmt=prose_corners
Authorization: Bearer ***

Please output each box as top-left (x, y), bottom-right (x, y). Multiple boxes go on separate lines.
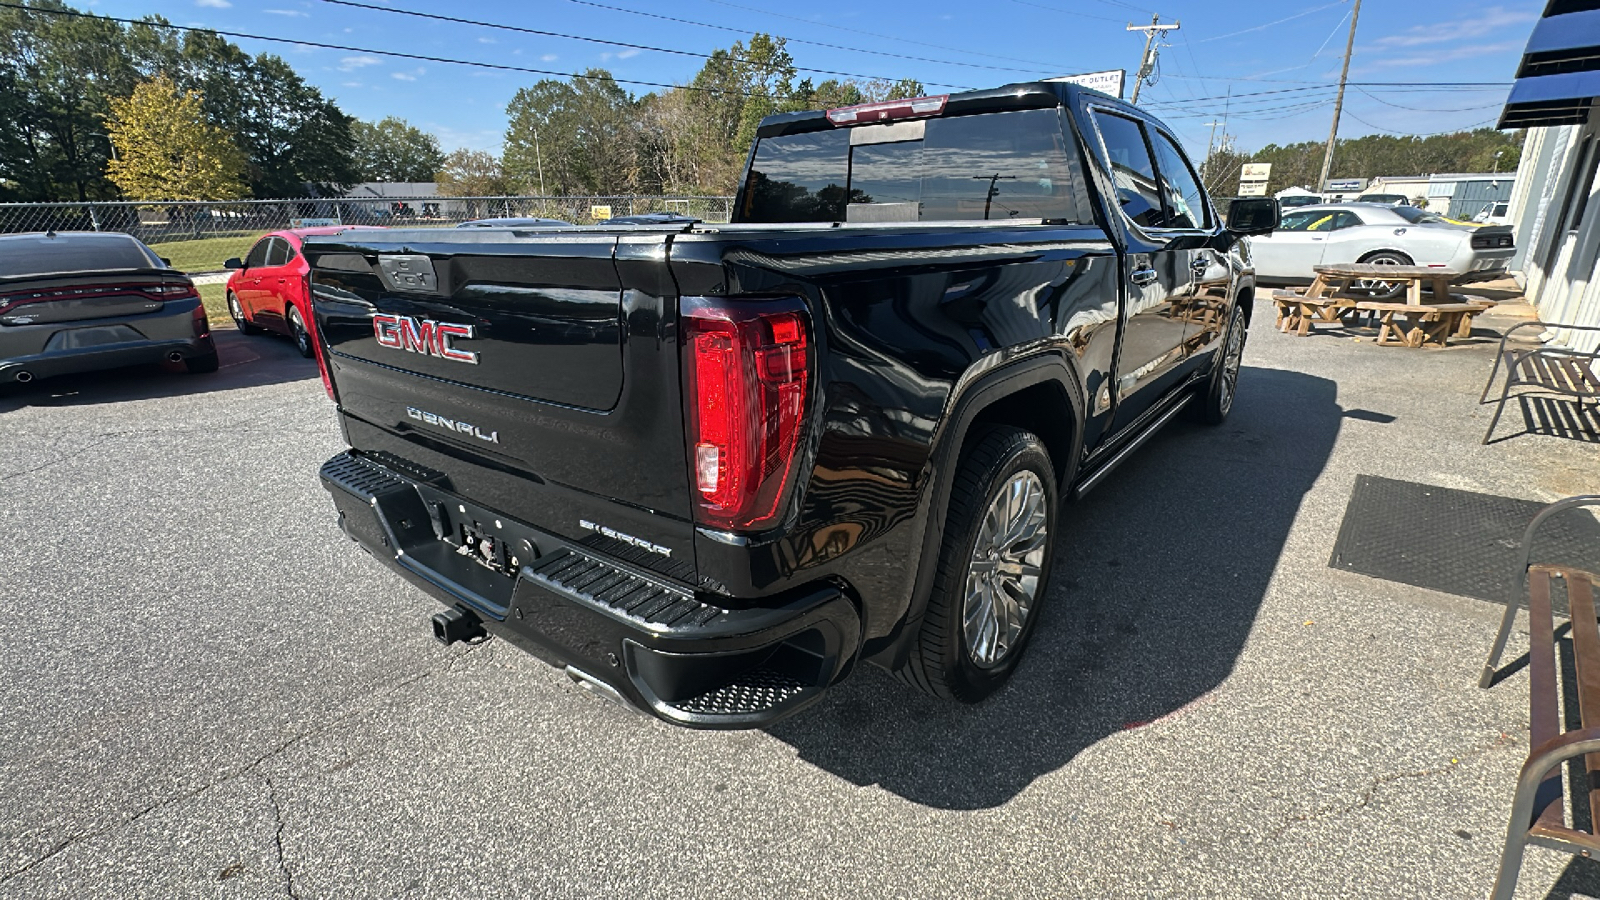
top-left (878, 351), bottom-right (1087, 668)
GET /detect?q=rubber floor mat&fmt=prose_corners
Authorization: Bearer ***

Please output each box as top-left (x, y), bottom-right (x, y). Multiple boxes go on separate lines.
top-left (1329, 475), bottom-right (1600, 608)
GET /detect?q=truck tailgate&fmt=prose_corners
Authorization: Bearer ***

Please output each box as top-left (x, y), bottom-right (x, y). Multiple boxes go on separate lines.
top-left (305, 230), bottom-right (696, 562)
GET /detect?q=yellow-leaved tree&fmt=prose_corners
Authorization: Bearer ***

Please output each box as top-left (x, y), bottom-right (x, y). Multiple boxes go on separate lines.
top-left (106, 76), bottom-right (249, 201)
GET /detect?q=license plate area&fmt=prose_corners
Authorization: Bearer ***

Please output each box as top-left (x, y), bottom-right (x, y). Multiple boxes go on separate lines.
top-left (416, 486), bottom-right (548, 581)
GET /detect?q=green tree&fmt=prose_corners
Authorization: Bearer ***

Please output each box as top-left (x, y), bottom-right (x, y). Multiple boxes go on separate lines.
top-left (436, 149), bottom-right (510, 197)
top-left (351, 117), bottom-right (446, 183)
top-left (505, 70), bottom-right (641, 195)
top-left (105, 75), bottom-right (247, 200)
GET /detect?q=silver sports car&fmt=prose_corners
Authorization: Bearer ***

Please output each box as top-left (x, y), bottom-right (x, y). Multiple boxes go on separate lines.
top-left (1248, 203), bottom-right (1515, 288)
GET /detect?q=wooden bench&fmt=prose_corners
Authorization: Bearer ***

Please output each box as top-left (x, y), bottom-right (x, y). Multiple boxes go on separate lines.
top-left (1354, 300), bottom-right (1493, 348)
top-left (1272, 289), bottom-right (1351, 336)
top-left (1481, 321), bottom-right (1600, 443)
top-left (1481, 495), bottom-right (1600, 900)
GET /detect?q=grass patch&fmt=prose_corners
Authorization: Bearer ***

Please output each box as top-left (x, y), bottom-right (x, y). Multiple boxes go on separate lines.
top-left (149, 233), bottom-right (259, 273)
top-left (196, 282), bottom-right (233, 329)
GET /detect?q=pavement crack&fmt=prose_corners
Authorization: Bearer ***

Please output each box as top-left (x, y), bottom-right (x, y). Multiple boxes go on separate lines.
top-left (1264, 730), bottom-right (1521, 842)
top-left (0, 436), bottom-right (116, 483)
top-left (0, 651), bottom-right (485, 886)
top-left (265, 777), bottom-right (299, 900)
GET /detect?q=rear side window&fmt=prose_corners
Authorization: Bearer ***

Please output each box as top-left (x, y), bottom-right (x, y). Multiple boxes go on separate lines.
top-left (245, 238), bottom-right (271, 268)
top-left (1149, 131), bottom-right (1209, 230)
top-left (0, 234), bottom-right (158, 277)
top-left (264, 238), bottom-right (289, 268)
top-left (1091, 112), bottom-right (1163, 229)
top-left (740, 108), bottom-right (1090, 224)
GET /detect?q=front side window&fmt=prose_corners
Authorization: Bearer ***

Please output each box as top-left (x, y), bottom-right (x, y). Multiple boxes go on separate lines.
top-left (1150, 131), bottom-right (1209, 230)
top-left (740, 108), bottom-right (1090, 224)
top-left (1091, 111), bottom-right (1163, 229)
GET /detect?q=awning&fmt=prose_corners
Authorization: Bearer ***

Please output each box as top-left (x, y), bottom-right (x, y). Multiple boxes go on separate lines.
top-left (1500, 4), bottom-right (1600, 128)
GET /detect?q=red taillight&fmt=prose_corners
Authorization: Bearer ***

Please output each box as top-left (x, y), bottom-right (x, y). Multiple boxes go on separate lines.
top-left (826, 94), bottom-right (948, 126)
top-left (0, 282), bottom-right (196, 315)
top-left (683, 297), bottom-right (810, 531)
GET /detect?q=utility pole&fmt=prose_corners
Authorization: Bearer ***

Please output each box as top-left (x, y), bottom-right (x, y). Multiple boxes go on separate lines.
top-left (1317, 0), bottom-right (1362, 194)
top-left (1127, 14), bottom-right (1180, 104)
top-left (1203, 119), bottom-right (1224, 177)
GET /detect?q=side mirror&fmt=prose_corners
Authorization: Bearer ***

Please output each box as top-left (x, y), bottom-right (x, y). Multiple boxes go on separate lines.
top-left (224, 257), bottom-right (244, 270)
top-left (160, 256), bottom-right (173, 267)
top-left (1227, 197), bottom-right (1279, 236)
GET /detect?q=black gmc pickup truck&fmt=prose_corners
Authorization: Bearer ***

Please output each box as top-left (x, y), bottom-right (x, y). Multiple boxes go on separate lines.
top-left (307, 82), bottom-right (1278, 729)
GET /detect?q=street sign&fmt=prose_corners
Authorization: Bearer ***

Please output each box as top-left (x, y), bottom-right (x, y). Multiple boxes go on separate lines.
top-left (1240, 163), bottom-right (1272, 182)
top-left (590, 205), bottom-right (613, 221)
top-left (1326, 178), bottom-right (1365, 192)
top-left (1044, 70), bottom-right (1126, 99)
top-left (1237, 182), bottom-right (1269, 197)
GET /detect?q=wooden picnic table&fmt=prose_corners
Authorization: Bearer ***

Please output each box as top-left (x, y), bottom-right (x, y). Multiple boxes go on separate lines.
top-left (1270, 263), bottom-right (1494, 346)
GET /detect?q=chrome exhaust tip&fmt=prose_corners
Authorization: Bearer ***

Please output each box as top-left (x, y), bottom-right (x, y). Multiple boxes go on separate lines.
top-left (166, 351), bottom-right (184, 363)
top-left (14, 371), bottom-right (32, 383)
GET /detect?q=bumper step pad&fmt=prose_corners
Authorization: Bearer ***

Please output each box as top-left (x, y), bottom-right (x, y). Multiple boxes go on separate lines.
top-left (526, 548), bottom-right (721, 630)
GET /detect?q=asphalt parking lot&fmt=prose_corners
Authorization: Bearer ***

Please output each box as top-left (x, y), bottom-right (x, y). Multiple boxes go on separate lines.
top-left (2, 302), bottom-right (1598, 899)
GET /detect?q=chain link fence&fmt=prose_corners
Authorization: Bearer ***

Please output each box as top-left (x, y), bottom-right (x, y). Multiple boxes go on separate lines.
top-left (0, 195), bottom-right (736, 273)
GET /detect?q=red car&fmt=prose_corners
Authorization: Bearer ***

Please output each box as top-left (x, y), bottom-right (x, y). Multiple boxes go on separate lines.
top-left (223, 226), bottom-right (384, 357)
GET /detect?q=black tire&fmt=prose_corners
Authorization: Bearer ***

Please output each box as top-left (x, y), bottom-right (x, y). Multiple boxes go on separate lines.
top-left (287, 305), bottom-right (314, 359)
top-left (184, 350), bottom-right (220, 374)
top-left (1192, 304), bottom-right (1247, 425)
top-left (1354, 250), bottom-right (1413, 299)
top-left (228, 291), bottom-right (263, 335)
top-left (897, 425), bottom-right (1058, 702)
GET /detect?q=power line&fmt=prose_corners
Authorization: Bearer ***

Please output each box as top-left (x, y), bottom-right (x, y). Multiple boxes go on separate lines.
top-left (315, 0), bottom-right (975, 90)
top-left (1342, 109), bottom-right (1501, 136)
top-left (559, 0), bottom-right (1049, 74)
top-left (0, 2), bottom-right (807, 100)
top-left (699, 0), bottom-right (1066, 69)
top-left (1192, 0), bottom-right (1348, 44)
top-left (1352, 87), bottom-right (1504, 113)
top-left (1002, 0), bottom-right (1123, 24)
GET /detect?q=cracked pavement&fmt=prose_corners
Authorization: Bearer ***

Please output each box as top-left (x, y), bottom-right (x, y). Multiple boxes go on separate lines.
top-left (2, 312), bottom-right (1599, 899)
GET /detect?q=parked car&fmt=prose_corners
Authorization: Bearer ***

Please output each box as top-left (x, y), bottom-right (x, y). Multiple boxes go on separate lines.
top-left (0, 231), bottom-right (217, 384)
top-left (305, 81), bottom-right (1278, 729)
top-left (1247, 203), bottom-right (1513, 296)
top-left (456, 217), bottom-right (573, 228)
top-left (600, 212), bottom-right (701, 226)
top-left (1277, 194), bottom-right (1324, 209)
top-left (223, 226), bottom-right (385, 359)
top-left (1473, 202), bottom-right (1511, 225)
top-left (1355, 193), bottom-right (1411, 206)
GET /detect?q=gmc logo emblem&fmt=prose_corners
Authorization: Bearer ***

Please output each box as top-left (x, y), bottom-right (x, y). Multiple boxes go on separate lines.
top-left (371, 314), bottom-right (478, 364)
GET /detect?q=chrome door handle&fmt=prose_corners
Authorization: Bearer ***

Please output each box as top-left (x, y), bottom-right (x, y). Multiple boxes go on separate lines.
top-left (1131, 267), bottom-right (1158, 286)
top-left (1189, 258), bottom-right (1209, 274)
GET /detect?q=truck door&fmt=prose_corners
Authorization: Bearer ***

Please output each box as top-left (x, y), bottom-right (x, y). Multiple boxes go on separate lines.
top-left (1148, 128), bottom-right (1231, 364)
top-left (1089, 110), bottom-right (1194, 435)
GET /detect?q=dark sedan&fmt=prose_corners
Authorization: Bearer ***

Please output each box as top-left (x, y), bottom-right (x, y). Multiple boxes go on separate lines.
top-left (0, 232), bottom-right (217, 384)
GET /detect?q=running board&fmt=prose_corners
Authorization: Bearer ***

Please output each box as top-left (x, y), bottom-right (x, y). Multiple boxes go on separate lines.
top-left (1072, 394), bottom-right (1192, 499)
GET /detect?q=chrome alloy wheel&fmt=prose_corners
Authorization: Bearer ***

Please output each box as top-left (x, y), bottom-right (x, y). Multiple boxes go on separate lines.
top-left (1218, 313), bottom-right (1245, 415)
top-left (1355, 253), bottom-right (1406, 298)
top-left (289, 307), bottom-right (311, 356)
top-left (963, 470), bottom-right (1048, 668)
top-left (228, 293), bottom-right (246, 327)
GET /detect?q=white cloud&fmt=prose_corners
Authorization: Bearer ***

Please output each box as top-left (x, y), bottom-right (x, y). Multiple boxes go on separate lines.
top-left (1368, 6), bottom-right (1535, 50)
top-left (1361, 39), bottom-right (1527, 70)
top-left (263, 8), bottom-right (308, 15)
top-left (477, 36), bottom-right (496, 44)
top-left (616, 48), bottom-right (640, 59)
top-left (540, 53), bottom-right (557, 62)
top-left (195, 0), bottom-right (230, 7)
top-left (391, 67), bottom-right (424, 82)
top-left (341, 81), bottom-right (363, 88)
top-left (338, 55), bottom-right (380, 71)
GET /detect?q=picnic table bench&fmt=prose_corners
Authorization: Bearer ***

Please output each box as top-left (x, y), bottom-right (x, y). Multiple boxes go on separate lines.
top-left (1480, 495), bottom-right (1600, 900)
top-left (1270, 263), bottom-right (1493, 346)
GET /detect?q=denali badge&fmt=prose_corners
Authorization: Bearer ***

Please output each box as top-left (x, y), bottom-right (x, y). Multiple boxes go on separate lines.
top-left (406, 406), bottom-right (499, 444)
top-left (373, 314), bottom-right (478, 364)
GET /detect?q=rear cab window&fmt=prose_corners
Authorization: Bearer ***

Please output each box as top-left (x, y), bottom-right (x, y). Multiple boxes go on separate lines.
top-left (739, 108), bottom-right (1093, 225)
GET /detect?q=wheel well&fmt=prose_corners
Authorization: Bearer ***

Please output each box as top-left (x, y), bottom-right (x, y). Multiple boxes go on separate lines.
top-left (966, 381), bottom-right (1077, 487)
top-left (1358, 248), bottom-right (1413, 265)
top-left (1236, 285), bottom-right (1255, 326)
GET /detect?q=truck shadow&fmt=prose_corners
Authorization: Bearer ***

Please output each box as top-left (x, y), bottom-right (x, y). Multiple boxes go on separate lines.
top-left (0, 330), bottom-right (317, 412)
top-left (767, 366), bottom-right (1341, 809)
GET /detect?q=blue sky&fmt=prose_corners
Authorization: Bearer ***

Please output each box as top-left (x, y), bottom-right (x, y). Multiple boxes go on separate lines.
top-left (92, 0), bottom-right (1540, 161)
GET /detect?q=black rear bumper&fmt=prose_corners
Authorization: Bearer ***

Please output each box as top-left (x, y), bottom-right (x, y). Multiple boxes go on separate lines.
top-left (0, 298), bottom-right (213, 383)
top-left (319, 451), bottom-right (861, 729)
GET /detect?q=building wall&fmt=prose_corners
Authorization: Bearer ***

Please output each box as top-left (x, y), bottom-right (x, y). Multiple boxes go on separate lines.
top-left (1506, 120), bottom-right (1600, 355)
